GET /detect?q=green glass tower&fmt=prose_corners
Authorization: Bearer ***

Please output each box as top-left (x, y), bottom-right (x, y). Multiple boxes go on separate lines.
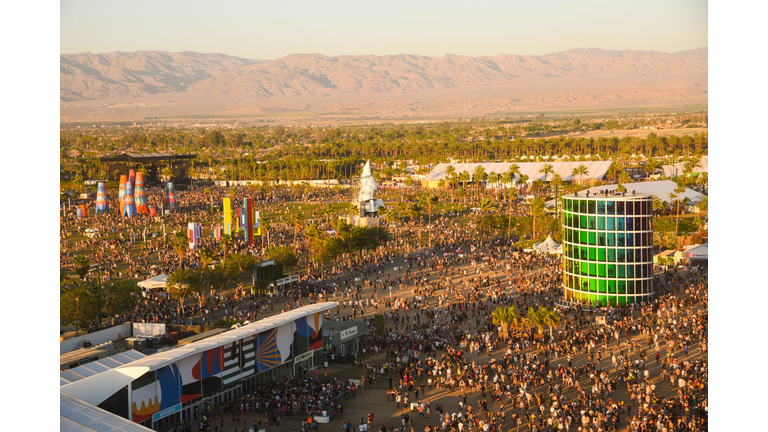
top-left (561, 192), bottom-right (654, 307)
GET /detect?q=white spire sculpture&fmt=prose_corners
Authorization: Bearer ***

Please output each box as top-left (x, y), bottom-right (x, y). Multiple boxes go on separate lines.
top-left (355, 160), bottom-right (385, 215)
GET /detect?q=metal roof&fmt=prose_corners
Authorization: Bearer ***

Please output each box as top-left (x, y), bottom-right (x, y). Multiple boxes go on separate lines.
top-left (61, 392), bottom-right (153, 432)
top-left (61, 350), bottom-right (147, 385)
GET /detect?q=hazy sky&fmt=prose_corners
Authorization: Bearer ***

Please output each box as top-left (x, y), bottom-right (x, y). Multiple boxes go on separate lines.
top-left (61, 0), bottom-right (707, 58)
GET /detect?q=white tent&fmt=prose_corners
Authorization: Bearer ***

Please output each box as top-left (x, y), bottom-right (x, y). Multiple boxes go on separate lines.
top-left (534, 235), bottom-right (562, 254)
top-left (137, 273), bottom-right (168, 296)
top-left (684, 243), bottom-right (708, 260)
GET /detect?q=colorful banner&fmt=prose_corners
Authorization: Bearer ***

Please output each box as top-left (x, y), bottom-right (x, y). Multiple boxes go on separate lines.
top-left (223, 197), bottom-right (232, 236)
top-left (188, 222), bottom-right (201, 250)
top-left (243, 198), bottom-right (254, 244)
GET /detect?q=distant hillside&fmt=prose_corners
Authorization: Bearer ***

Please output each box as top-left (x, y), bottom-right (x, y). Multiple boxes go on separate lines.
top-left (60, 48), bottom-right (707, 122)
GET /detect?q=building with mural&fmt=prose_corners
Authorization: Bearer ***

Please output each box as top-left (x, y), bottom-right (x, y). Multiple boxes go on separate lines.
top-left (60, 302), bottom-right (335, 431)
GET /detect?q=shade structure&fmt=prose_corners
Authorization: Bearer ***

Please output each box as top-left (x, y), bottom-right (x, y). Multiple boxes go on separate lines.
top-left (118, 175), bottom-right (127, 215)
top-left (164, 182), bottom-right (175, 213)
top-left (123, 181), bottom-right (136, 217)
top-left (95, 182), bottom-right (109, 215)
top-left (134, 173), bottom-right (149, 215)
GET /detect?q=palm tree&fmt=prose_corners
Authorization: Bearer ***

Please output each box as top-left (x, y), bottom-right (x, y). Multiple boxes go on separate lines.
top-left (491, 306), bottom-right (522, 340)
top-left (166, 269), bottom-right (195, 315)
top-left (487, 172), bottom-right (500, 190)
top-left (527, 306), bottom-right (560, 339)
top-left (506, 164), bottom-right (521, 188)
top-left (571, 164), bottom-right (589, 186)
top-left (260, 216), bottom-right (272, 256)
top-left (420, 193), bottom-right (439, 247)
top-left (674, 185), bottom-right (686, 234)
top-left (458, 171), bottom-right (470, 197)
top-left (445, 165), bottom-right (457, 201)
top-left (477, 197), bottom-right (497, 241)
top-left (697, 171), bottom-right (708, 190)
top-left (219, 234), bottom-right (233, 261)
top-left (290, 212), bottom-right (306, 246)
top-left (407, 202), bottom-right (423, 249)
top-left (538, 163), bottom-right (554, 195)
top-left (606, 161), bottom-right (622, 183)
top-left (323, 203), bottom-right (335, 225)
top-left (643, 159), bottom-right (661, 180)
top-left (473, 165), bottom-right (487, 197)
top-left (172, 231), bottom-right (189, 267)
top-left (551, 174), bottom-right (563, 219)
top-left (518, 174), bottom-right (529, 195)
top-left (530, 197), bottom-right (547, 240)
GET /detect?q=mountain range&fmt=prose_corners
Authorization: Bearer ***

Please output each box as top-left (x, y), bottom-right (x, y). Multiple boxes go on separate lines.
top-left (60, 48), bottom-right (707, 122)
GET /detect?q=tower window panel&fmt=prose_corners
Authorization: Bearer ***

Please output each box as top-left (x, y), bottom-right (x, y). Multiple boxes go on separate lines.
top-left (589, 247), bottom-right (596, 261)
top-left (580, 201), bottom-right (587, 213)
top-left (588, 232), bottom-right (596, 245)
top-left (580, 216), bottom-right (587, 229)
top-left (607, 249), bottom-right (616, 262)
top-left (617, 250), bottom-right (625, 262)
top-left (607, 264), bottom-right (616, 278)
top-left (627, 265), bottom-right (634, 279)
top-left (589, 263), bottom-right (597, 276)
top-left (618, 281), bottom-right (626, 294)
top-left (598, 264), bottom-right (606, 277)
top-left (626, 249), bottom-right (634, 263)
top-left (635, 201), bottom-right (642, 215)
top-left (607, 233), bottom-right (615, 246)
top-left (580, 231), bottom-right (588, 245)
top-left (598, 248), bottom-right (606, 262)
top-left (597, 201), bottom-right (606, 214)
top-left (589, 216), bottom-right (596, 230)
top-left (617, 201), bottom-right (625, 215)
top-left (588, 201), bottom-right (596, 214)
top-left (617, 233), bottom-right (625, 247)
top-left (617, 265), bottom-right (625, 278)
top-left (608, 279), bottom-right (616, 293)
top-left (635, 249), bottom-right (642, 262)
top-left (607, 202), bottom-right (615, 215)
top-left (627, 280), bottom-right (635, 295)
top-left (597, 217), bottom-right (605, 230)
top-left (626, 202), bottom-right (634, 215)
top-left (599, 279), bottom-right (607, 293)
top-left (626, 234), bottom-right (633, 247)
top-left (635, 218), bottom-right (642, 231)
top-left (598, 233), bottom-right (606, 246)
top-left (589, 278), bottom-right (597, 292)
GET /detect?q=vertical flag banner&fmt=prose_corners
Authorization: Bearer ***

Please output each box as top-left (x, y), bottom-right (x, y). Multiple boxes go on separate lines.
top-left (164, 182), bottom-right (176, 213)
top-left (188, 222), bottom-right (200, 250)
top-left (223, 198), bottom-right (232, 236)
top-left (243, 198), bottom-right (254, 244)
top-left (134, 172), bottom-right (149, 215)
top-left (76, 206), bottom-right (84, 219)
top-left (254, 211), bottom-right (260, 236)
top-left (95, 182), bottom-right (109, 215)
top-left (118, 175), bottom-right (128, 215)
top-left (236, 208), bottom-right (241, 233)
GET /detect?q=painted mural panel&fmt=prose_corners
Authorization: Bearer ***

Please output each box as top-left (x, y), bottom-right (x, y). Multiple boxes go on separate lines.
top-left (294, 312), bottom-right (324, 356)
top-left (277, 321), bottom-right (297, 363)
top-left (256, 329), bottom-right (282, 373)
top-left (197, 346), bottom-right (225, 396)
top-left (131, 371), bottom-right (158, 423)
top-left (178, 353), bottom-right (202, 403)
top-left (156, 364), bottom-right (183, 411)
top-left (222, 340), bottom-right (242, 386)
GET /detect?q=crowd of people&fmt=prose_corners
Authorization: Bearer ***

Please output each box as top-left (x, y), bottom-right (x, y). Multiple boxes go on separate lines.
top-left (61, 183), bottom-right (708, 431)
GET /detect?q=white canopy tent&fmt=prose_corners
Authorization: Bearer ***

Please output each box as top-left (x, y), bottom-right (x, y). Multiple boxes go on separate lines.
top-left (534, 236), bottom-right (562, 254)
top-left (137, 274), bottom-right (168, 296)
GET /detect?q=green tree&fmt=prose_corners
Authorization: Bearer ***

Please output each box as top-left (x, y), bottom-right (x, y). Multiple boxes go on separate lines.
top-left (166, 268), bottom-right (197, 315)
top-left (530, 197), bottom-right (546, 240)
top-left (571, 164), bottom-right (589, 186)
top-left (171, 231), bottom-right (189, 266)
top-left (267, 245), bottom-right (299, 273)
top-left (74, 255), bottom-right (91, 281)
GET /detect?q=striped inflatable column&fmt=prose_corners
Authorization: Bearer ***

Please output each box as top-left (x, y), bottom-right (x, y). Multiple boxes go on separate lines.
top-left (95, 182), bottom-right (109, 215)
top-left (123, 180), bottom-right (137, 217)
top-left (118, 175), bottom-right (127, 215)
top-left (134, 172), bottom-right (149, 215)
top-left (164, 182), bottom-right (176, 213)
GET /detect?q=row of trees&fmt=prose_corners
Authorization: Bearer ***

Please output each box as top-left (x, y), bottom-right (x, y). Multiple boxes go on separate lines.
top-left (491, 305), bottom-right (561, 340)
